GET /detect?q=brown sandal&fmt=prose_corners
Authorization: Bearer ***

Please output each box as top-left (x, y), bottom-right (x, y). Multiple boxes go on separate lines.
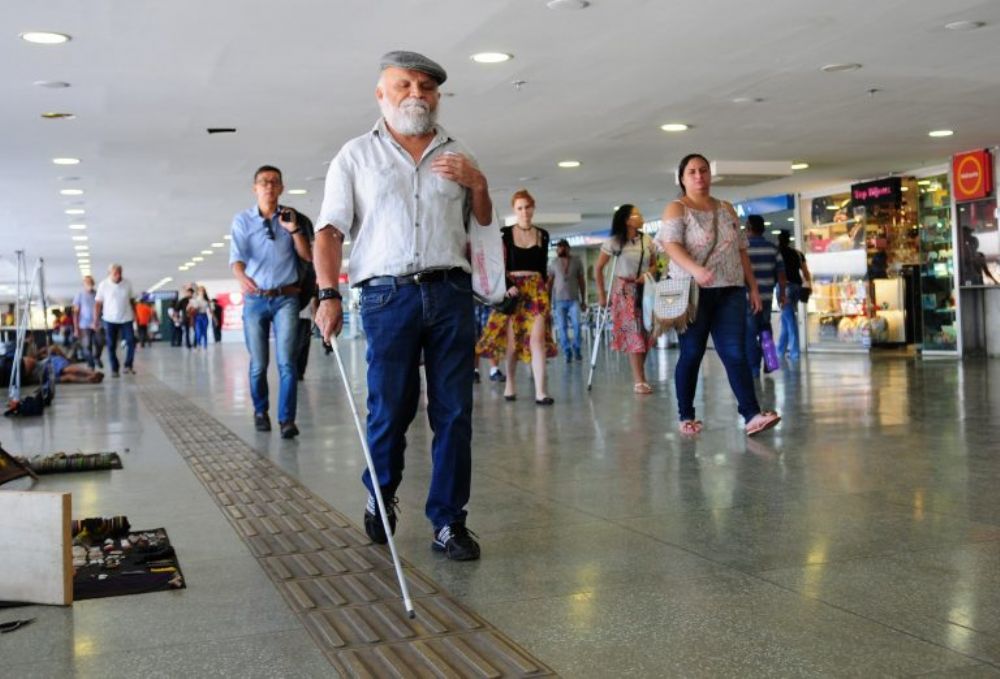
top-left (745, 411), bottom-right (780, 436)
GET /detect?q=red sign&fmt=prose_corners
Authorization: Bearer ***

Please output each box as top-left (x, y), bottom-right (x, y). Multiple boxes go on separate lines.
top-left (953, 149), bottom-right (993, 201)
top-left (216, 292), bottom-right (245, 331)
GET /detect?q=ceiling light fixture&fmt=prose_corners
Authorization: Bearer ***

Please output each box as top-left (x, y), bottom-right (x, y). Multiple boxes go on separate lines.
top-left (928, 129), bottom-right (954, 137)
top-left (20, 31), bottom-right (71, 45)
top-left (287, 189), bottom-right (307, 195)
top-left (223, 235), bottom-right (232, 240)
top-left (791, 162), bottom-right (810, 170)
top-left (74, 245), bottom-right (89, 251)
top-left (945, 20), bottom-right (986, 31)
top-left (184, 261), bottom-right (195, 267)
top-left (471, 52), bottom-right (513, 64)
top-left (147, 277), bottom-right (173, 293)
top-left (65, 208), bottom-right (85, 215)
top-left (75, 251), bottom-right (89, 258)
top-left (557, 160), bottom-right (581, 168)
top-left (732, 97), bottom-right (765, 104)
top-left (210, 242), bottom-right (225, 248)
top-left (821, 63), bottom-right (862, 73)
top-left (71, 235), bottom-right (88, 241)
top-left (771, 230), bottom-right (782, 235)
top-left (200, 250), bottom-right (213, 255)
top-left (178, 266), bottom-right (189, 271)
top-left (34, 80), bottom-right (71, 88)
top-left (660, 123), bottom-right (689, 132)
top-left (41, 112), bottom-right (75, 120)
top-left (192, 256), bottom-right (204, 262)
top-left (52, 157), bottom-right (80, 165)
top-left (546, 0), bottom-right (590, 9)
top-left (68, 224), bottom-right (87, 230)
top-left (60, 188), bottom-right (84, 196)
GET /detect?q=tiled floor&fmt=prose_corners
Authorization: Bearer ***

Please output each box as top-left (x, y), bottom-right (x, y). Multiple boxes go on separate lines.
top-left (2, 339), bottom-right (1000, 677)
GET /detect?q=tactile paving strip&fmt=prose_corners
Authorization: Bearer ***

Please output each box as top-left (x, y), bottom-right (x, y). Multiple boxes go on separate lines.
top-left (139, 378), bottom-right (555, 678)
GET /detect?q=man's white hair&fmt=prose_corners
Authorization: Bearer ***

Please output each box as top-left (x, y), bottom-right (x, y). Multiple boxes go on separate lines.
top-left (108, 263), bottom-right (123, 273)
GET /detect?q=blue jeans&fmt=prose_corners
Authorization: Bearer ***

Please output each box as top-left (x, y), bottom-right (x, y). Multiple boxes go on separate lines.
top-left (242, 294), bottom-right (299, 423)
top-left (778, 284), bottom-right (801, 359)
top-left (675, 287), bottom-right (761, 423)
top-left (553, 299), bottom-right (582, 354)
top-left (194, 314), bottom-right (209, 348)
top-left (744, 298), bottom-right (774, 377)
top-left (103, 321), bottom-right (135, 373)
top-left (360, 273), bottom-right (474, 531)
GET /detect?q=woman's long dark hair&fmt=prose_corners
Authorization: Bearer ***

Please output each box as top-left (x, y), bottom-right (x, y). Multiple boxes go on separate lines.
top-left (610, 204), bottom-right (635, 248)
top-left (677, 153), bottom-right (710, 196)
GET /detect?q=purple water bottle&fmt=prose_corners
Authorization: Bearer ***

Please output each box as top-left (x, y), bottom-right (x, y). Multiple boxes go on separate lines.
top-left (760, 329), bottom-right (780, 373)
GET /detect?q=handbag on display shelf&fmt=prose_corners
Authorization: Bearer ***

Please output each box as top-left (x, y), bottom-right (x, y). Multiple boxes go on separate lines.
top-left (468, 208), bottom-right (506, 305)
top-left (650, 200), bottom-right (719, 336)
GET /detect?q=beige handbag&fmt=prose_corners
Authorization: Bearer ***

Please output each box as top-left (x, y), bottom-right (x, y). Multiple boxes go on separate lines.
top-left (651, 201), bottom-right (719, 336)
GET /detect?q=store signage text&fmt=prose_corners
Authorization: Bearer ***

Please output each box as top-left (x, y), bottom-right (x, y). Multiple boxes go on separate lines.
top-left (851, 177), bottom-right (902, 206)
top-left (952, 149), bottom-right (993, 202)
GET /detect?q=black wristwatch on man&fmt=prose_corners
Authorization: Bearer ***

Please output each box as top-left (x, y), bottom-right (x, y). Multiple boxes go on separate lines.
top-left (317, 287), bottom-right (342, 302)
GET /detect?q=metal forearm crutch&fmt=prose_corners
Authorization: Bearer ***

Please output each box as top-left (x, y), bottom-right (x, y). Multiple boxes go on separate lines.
top-left (587, 254), bottom-right (619, 391)
top-left (327, 335), bottom-right (416, 619)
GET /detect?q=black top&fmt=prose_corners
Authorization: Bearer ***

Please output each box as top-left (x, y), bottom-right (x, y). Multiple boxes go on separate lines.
top-left (779, 246), bottom-right (804, 285)
top-left (502, 226), bottom-right (550, 277)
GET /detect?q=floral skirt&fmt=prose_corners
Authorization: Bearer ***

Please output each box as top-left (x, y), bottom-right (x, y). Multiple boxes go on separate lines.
top-left (610, 277), bottom-right (651, 354)
top-left (476, 273), bottom-right (558, 363)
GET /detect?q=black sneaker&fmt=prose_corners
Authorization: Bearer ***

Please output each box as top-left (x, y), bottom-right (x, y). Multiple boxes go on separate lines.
top-left (254, 413), bottom-right (271, 432)
top-left (364, 496), bottom-right (399, 545)
top-left (489, 370), bottom-right (506, 383)
top-left (432, 523), bottom-right (480, 561)
top-left (279, 421), bottom-right (299, 439)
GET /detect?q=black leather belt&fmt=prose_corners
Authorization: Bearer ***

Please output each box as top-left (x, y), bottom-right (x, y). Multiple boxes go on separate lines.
top-left (252, 285), bottom-right (300, 298)
top-left (359, 268), bottom-right (465, 288)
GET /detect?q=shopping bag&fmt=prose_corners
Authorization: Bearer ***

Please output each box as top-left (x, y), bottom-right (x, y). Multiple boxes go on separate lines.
top-left (469, 210), bottom-right (505, 304)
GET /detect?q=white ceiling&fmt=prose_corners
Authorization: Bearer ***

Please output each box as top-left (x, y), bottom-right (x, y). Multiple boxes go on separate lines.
top-left (2, 0), bottom-right (1000, 300)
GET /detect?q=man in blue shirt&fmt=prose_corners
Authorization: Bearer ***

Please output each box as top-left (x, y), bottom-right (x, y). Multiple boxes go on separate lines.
top-left (744, 215), bottom-right (787, 377)
top-left (72, 275), bottom-right (101, 370)
top-left (230, 165), bottom-right (313, 438)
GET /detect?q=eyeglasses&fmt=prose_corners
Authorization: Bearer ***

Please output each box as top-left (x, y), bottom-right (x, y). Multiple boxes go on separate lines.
top-left (263, 218), bottom-right (275, 240)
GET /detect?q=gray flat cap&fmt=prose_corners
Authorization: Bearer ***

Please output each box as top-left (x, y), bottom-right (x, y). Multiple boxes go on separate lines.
top-left (380, 50), bottom-right (447, 85)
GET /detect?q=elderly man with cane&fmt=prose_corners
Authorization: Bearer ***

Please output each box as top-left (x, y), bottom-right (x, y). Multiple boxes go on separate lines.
top-left (313, 51), bottom-right (492, 563)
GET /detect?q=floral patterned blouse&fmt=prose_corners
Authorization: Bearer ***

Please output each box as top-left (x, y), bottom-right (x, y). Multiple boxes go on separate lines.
top-left (656, 200), bottom-right (748, 288)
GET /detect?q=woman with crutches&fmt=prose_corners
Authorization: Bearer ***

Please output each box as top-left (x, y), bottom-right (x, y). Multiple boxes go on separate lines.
top-left (594, 204), bottom-right (657, 394)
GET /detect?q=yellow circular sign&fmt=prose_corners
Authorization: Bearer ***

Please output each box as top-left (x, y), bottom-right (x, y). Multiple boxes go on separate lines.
top-left (957, 155), bottom-right (984, 196)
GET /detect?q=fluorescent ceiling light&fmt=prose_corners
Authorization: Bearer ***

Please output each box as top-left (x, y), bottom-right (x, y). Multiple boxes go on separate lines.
top-left (791, 162), bottom-right (810, 170)
top-left (471, 52), bottom-right (512, 64)
top-left (42, 112), bottom-right (75, 120)
top-left (287, 189), bottom-right (307, 195)
top-left (184, 261), bottom-right (195, 267)
top-left (945, 20), bottom-right (985, 31)
top-left (192, 256), bottom-right (204, 262)
top-left (74, 245), bottom-right (89, 251)
top-left (75, 251), bottom-right (89, 257)
top-left (34, 80), bottom-right (71, 88)
top-left (928, 129), bottom-right (954, 138)
top-left (557, 160), bottom-right (581, 168)
top-left (200, 250), bottom-right (213, 255)
top-left (68, 224), bottom-right (87, 230)
top-left (178, 266), bottom-right (189, 271)
top-left (60, 188), bottom-right (84, 196)
top-left (223, 235), bottom-right (232, 240)
top-left (65, 208), bottom-right (85, 215)
top-left (660, 123), bottom-right (689, 132)
top-left (148, 277), bottom-right (173, 293)
top-left (71, 235), bottom-right (88, 241)
top-left (821, 63), bottom-right (862, 73)
top-left (210, 242), bottom-right (225, 248)
top-left (52, 157), bottom-right (79, 165)
top-left (20, 31), bottom-right (71, 45)
top-left (732, 97), bottom-right (765, 104)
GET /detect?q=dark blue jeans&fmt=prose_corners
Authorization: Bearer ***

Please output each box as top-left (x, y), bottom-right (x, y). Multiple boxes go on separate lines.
top-left (360, 272), bottom-right (474, 531)
top-left (103, 321), bottom-right (135, 373)
top-left (242, 294), bottom-right (299, 423)
top-left (675, 286), bottom-right (761, 424)
top-left (744, 298), bottom-right (774, 377)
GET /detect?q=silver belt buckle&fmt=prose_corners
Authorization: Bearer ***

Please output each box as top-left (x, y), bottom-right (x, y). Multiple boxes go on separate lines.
top-left (413, 271), bottom-right (426, 284)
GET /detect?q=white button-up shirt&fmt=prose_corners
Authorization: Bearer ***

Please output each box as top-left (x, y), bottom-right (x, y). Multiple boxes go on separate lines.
top-left (95, 277), bottom-right (135, 324)
top-left (316, 119), bottom-right (477, 285)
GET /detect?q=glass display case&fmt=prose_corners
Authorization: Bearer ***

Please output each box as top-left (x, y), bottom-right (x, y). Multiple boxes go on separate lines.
top-left (958, 197), bottom-right (1000, 286)
top-left (916, 175), bottom-right (958, 351)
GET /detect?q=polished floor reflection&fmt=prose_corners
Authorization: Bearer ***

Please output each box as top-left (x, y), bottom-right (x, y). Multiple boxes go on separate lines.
top-left (3, 340), bottom-right (1000, 677)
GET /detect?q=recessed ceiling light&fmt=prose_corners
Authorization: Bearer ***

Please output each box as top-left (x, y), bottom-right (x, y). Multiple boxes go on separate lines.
top-left (945, 20), bottom-right (986, 31)
top-left (928, 129), bottom-right (954, 138)
top-left (791, 162), bottom-right (810, 170)
top-left (71, 235), bottom-right (88, 241)
top-left (546, 0), bottom-right (590, 9)
top-left (178, 266), bottom-right (189, 271)
top-left (210, 242), bottom-right (225, 248)
top-left (518, 176), bottom-right (539, 182)
top-left (20, 32), bottom-right (71, 45)
top-left (660, 123), bottom-right (690, 132)
top-left (821, 63), bottom-right (862, 73)
top-left (557, 160), bottom-right (581, 168)
top-left (60, 188), bottom-right (84, 196)
top-left (65, 208), bottom-right (85, 215)
top-left (192, 256), bottom-right (204, 262)
top-left (223, 235), bottom-right (232, 240)
top-left (68, 224), bottom-right (87, 229)
top-left (200, 250), bottom-right (213, 255)
top-left (732, 97), bottom-right (765, 104)
top-left (74, 245), bottom-right (89, 251)
top-left (34, 80), bottom-right (71, 88)
top-left (75, 251), bottom-right (89, 257)
top-left (52, 157), bottom-right (79, 165)
top-left (41, 112), bottom-right (76, 120)
top-left (184, 261), bottom-right (195, 267)
top-left (287, 189), bottom-right (307, 195)
top-left (471, 52), bottom-right (513, 64)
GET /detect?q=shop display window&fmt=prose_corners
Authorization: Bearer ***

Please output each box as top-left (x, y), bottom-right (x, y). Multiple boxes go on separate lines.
top-left (917, 175), bottom-right (958, 351)
top-left (958, 197), bottom-right (999, 287)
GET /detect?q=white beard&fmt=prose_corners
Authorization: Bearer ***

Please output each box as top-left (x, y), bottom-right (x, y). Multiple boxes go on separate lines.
top-left (380, 97), bottom-right (437, 136)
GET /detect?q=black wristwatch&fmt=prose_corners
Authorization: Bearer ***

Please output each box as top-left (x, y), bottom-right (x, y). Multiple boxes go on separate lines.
top-left (317, 287), bottom-right (342, 302)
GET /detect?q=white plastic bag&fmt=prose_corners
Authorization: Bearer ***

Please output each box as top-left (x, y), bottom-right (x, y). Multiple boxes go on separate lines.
top-left (468, 211), bottom-right (505, 304)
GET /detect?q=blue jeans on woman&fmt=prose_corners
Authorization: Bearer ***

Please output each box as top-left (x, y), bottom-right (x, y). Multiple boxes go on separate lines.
top-left (554, 299), bottom-right (582, 357)
top-left (675, 286), bottom-right (761, 424)
top-left (360, 272), bottom-right (474, 532)
top-left (193, 314), bottom-right (209, 348)
top-left (778, 284), bottom-right (801, 359)
top-left (242, 294), bottom-right (299, 424)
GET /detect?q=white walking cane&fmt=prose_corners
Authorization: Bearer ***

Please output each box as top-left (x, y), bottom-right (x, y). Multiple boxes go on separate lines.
top-left (328, 335), bottom-right (416, 619)
top-left (587, 253), bottom-right (619, 391)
